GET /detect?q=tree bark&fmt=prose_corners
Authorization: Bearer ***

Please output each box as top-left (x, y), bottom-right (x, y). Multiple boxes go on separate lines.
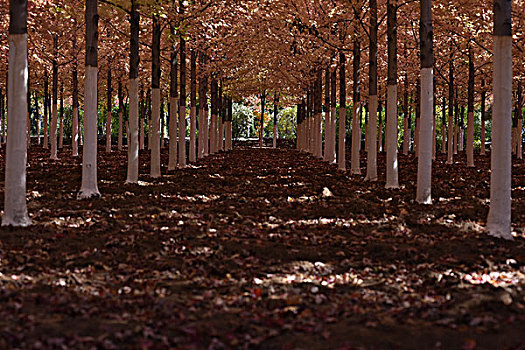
top-left (189, 49), bottom-right (197, 161)
top-left (126, 0), bottom-right (140, 183)
top-left (351, 37), bottom-right (361, 174)
top-left (3, 0), bottom-right (31, 226)
top-left (366, 0), bottom-right (378, 181)
top-left (386, 0), bottom-right (399, 188)
top-left (487, 0), bottom-right (513, 239)
top-left (168, 30), bottom-right (178, 169)
top-left (416, 0), bottom-right (434, 204)
top-left (467, 47), bottom-right (475, 166)
top-left (59, 84), bottom-right (63, 149)
top-left (447, 54), bottom-right (454, 164)
top-left (338, 42), bottom-right (346, 171)
top-left (117, 80), bottom-right (123, 151)
top-left (178, 31), bottom-right (187, 167)
top-left (150, 16), bottom-right (161, 177)
top-left (50, 35), bottom-right (58, 160)
top-left (480, 80), bottom-right (486, 155)
top-left (106, 68), bottom-right (112, 153)
top-left (72, 44), bottom-right (79, 156)
top-left (78, 0), bottom-right (100, 198)
top-left (273, 92), bottom-right (279, 149)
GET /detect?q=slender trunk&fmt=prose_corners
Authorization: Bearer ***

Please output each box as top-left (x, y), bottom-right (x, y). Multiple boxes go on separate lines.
top-left (441, 97), bottom-right (446, 154)
top-left (351, 37), bottom-right (361, 174)
top-left (203, 55), bottom-right (209, 156)
top-left (467, 47), bottom-right (475, 166)
top-left (517, 79), bottom-right (523, 158)
top-left (487, 0), bottom-right (513, 239)
top-left (150, 16), bottom-right (161, 177)
top-left (338, 44), bottom-right (347, 171)
top-left (323, 68), bottom-right (330, 160)
top-left (416, 0), bottom-right (434, 204)
top-left (126, 0), bottom-right (140, 183)
top-left (78, 0), bottom-right (100, 198)
top-left (189, 49), bottom-right (197, 161)
top-left (106, 68), bottom-right (112, 152)
top-left (366, 0), bottom-right (378, 181)
top-left (118, 81), bottom-right (123, 151)
top-left (386, 0), bottom-right (399, 188)
top-left (3, 0), bottom-right (31, 226)
top-left (330, 64), bottom-right (337, 163)
top-left (273, 92), bottom-right (279, 148)
top-left (210, 76), bottom-right (218, 154)
top-left (218, 84), bottom-right (224, 151)
top-left (59, 84), bottom-right (63, 149)
top-left (260, 91), bottom-right (266, 148)
top-left (315, 71), bottom-right (323, 158)
top-left (50, 35), bottom-right (58, 160)
top-left (447, 55), bottom-right (454, 164)
top-left (403, 73), bottom-right (409, 155)
top-left (415, 79), bottom-right (421, 157)
top-left (225, 96), bottom-right (233, 150)
top-left (139, 88), bottom-right (145, 150)
top-left (198, 52), bottom-right (205, 158)
top-left (72, 49), bottom-right (79, 156)
top-left (168, 29), bottom-right (178, 169)
top-left (178, 32), bottom-right (187, 167)
top-left (480, 80), bottom-right (486, 155)
top-left (44, 72), bottom-right (49, 149)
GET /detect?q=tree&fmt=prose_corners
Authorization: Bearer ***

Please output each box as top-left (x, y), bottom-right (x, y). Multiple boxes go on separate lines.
top-left (2, 0), bottom-right (31, 227)
top-left (78, 0), bottom-right (100, 199)
top-left (487, 0), bottom-right (513, 240)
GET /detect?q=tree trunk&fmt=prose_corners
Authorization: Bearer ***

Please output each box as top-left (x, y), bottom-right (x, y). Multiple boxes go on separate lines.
top-left (323, 68), bottom-right (330, 161)
top-left (59, 84), bottom-right (63, 149)
top-left (126, 0), bottom-right (140, 183)
top-left (416, 0), bottom-right (434, 204)
top-left (351, 37), bottom-right (361, 174)
top-left (118, 81), bottom-right (123, 151)
top-left (198, 52), bottom-right (205, 158)
top-left (403, 73), bottom-right (409, 155)
top-left (273, 92), bottom-right (279, 148)
top-left (3, 0), bottom-right (31, 226)
top-left (140, 88), bottom-right (145, 150)
top-left (260, 91), bottom-right (266, 148)
top-left (210, 76), bottom-right (218, 154)
top-left (78, 0), bottom-right (100, 198)
top-left (314, 71), bottom-right (323, 158)
top-left (517, 79), bottom-right (522, 159)
top-left (467, 47), bottom-right (475, 166)
top-left (441, 97), bottom-right (446, 154)
top-left (218, 84), bottom-right (224, 151)
top-left (168, 29), bottom-right (178, 169)
top-left (386, 0), bottom-right (399, 188)
top-left (72, 47), bottom-right (79, 156)
top-left (329, 64), bottom-right (337, 163)
top-left (189, 49), bottom-right (197, 161)
top-left (50, 35), bottom-right (58, 160)
top-left (43, 72), bottom-right (49, 149)
top-left (366, 0), bottom-right (378, 181)
top-left (150, 16), bottom-right (161, 177)
top-left (106, 68), bottom-right (112, 153)
top-left (178, 32), bottom-right (187, 167)
top-left (487, 0), bottom-right (513, 239)
top-left (338, 43), bottom-right (346, 171)
top-left (447, 55), bottom-right (454, 164)
top-left (480, 80), bottom-right (486, 155)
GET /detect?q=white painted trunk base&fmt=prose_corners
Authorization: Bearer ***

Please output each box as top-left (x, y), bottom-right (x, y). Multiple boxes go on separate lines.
top-left (365, 95), bottom-right (378, 181)
top-left (338, 107), bottom-right (346, 171)
top-left (218, 116), bottom-right (224, 151)
top-left (487, 36), bottom-right (513, 240)
top-left (467, 111), bottom-right (474, 166)
top-left (416, 68), bottom-right (434, 204)
top-left (225, 121), bottom-right (233, 151)
top-left (150, 88), bottom-right (161, 178)
top-left (447, 114), bottom-right (454, 164)
top-left (126, 78), bottom-right (140, 183)
top-left (518, 118), bottom-right (523, 159)
top-left (189, 106), bottom-right (196, 162)
top-left (198, 107), bottom-right (204, 158)
top-left (351, 104), bottom-right (361, 174)
top-left (210, 113), bottom-right (217, 154)
top-left (106, 111), bottom-right (111, 153)
top-left (178, 105), bottom-right (186, 167)
top-left (3, 34), bottom-right (31, 226)
top-left (168, 97), bottom-right (178, 170)
top-left (50, 102), bottom-right (58, 160)
top-left (118, 110), bottom-right (123, 151)
top-left (385, 85), bottom-right (399, 188)
top-left (78, 66), bottom-right (100, 198)
top-left (204, 109), bottom-right (209, 156)
top-left (72, 107), bottom-right (79, 156)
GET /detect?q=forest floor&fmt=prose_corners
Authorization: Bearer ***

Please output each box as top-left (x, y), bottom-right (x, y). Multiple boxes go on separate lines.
top-left (0, 141), bottom-right (524, 350)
